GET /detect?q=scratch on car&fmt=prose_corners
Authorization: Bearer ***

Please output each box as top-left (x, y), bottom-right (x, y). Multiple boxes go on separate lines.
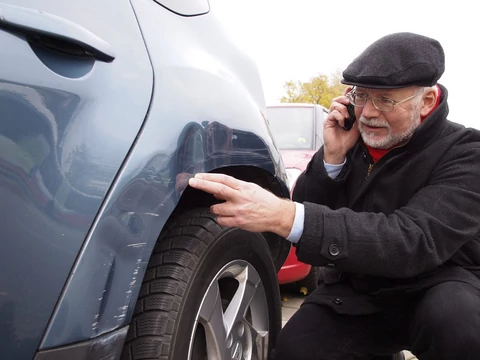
top-left (127, 242), bottom-right (146, 248)
top-left (89, 326), bottom-right (129, 359)
top-left (115, 258), bottom-right (143, 323)
top-left (92, 314), bottom-right (100, 332)
top-left (144, 212), bottom-right (160, 216)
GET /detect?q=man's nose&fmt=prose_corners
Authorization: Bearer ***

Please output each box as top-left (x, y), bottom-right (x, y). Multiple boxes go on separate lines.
top-left (361, 98), bottom-right (382, 118)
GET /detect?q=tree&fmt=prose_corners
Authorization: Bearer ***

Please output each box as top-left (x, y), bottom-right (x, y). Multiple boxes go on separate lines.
top-left (280, 70), bottom-right (347, 108)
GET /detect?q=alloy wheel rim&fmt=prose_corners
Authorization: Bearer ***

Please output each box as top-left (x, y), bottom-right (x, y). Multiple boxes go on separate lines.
top-left (187, 259), bottom-right (269, 360)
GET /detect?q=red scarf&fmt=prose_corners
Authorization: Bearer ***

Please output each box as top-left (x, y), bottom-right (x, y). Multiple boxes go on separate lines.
top-left (365, 86), bottom-right (441, 162)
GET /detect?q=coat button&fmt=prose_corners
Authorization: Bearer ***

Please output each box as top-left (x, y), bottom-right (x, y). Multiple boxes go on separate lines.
top-left (332, 298), bottom-right (343, 305)
top-left (328, 244), bottom-right (340, 256)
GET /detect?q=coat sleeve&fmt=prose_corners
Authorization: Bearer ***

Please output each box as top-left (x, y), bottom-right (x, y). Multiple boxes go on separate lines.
top-left (294, 146), bottom-right (480, 278)
top-left (292, 147), bottom-right (350, 209)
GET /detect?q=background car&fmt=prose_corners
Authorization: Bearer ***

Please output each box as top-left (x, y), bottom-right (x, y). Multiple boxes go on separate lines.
top-left (266, 103), bottom-right (327, 294)
top-left (0, 1), bottom-right (291, 359)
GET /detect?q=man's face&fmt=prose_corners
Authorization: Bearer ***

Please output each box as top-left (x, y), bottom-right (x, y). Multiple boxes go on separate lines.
top-left (354, 86), bottom-right (423, 149)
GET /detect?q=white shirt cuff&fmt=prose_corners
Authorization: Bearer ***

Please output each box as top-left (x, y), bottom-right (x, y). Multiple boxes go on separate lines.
top-left (286, 202), bottom-right (305, 243)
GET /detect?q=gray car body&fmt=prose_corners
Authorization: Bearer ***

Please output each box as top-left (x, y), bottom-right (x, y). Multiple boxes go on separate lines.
top-left (0, 1), bottom-right (290, 359)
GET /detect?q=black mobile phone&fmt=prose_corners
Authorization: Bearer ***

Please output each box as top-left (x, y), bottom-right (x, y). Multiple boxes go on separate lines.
top-left (343, 103), bottom-right (356, 131)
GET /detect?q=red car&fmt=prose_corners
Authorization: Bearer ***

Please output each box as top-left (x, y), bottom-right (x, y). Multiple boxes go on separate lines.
top-left (266, 103), bottom-right (328, 294)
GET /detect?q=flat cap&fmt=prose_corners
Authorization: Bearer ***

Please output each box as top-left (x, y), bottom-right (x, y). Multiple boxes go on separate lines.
top-left (342, 32), bottom-right (445, 89)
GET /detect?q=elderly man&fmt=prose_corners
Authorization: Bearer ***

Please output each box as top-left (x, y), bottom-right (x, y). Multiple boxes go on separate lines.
top-left (189, 32), bottom-right (480, 359)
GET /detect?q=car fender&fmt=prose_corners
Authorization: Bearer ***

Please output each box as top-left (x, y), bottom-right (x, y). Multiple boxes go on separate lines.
top-left (41, 1), bottom-right (289, 349)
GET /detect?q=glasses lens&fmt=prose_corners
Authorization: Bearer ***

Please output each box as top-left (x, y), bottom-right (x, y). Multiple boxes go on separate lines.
top-left (351, 94), bottom-right (366, 107)
top-left (371, 98), bottom-right (394, 112)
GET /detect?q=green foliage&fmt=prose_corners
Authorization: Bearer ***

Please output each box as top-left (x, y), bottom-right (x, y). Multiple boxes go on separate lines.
top-left (280, 70), bottom-right (347, 108)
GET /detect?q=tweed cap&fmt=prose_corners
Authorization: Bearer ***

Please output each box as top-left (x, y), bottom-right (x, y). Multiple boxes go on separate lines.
top-left (342, 32), bottom-right (445, 89)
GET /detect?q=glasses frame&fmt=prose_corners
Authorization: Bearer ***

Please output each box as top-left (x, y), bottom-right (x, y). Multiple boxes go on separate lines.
top-left (346, 88), bottom-right (419, 112)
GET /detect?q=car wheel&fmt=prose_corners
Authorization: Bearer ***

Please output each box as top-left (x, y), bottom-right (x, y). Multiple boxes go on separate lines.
top-left (296, 266), bottom-right (319, 295)
top-left (121, 208), bottom-right (282, 360)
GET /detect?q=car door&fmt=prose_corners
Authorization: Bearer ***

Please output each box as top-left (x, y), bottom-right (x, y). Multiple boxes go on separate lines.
top-left (0, 1), bottom-right (153, 359)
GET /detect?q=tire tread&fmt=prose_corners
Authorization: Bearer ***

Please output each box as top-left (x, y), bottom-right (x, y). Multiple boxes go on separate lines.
top-left (122, 210), bottom-right (222, 359)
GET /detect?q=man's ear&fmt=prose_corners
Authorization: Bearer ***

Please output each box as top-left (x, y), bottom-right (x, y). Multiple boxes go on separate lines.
top-left (420, 87), bottom-right (438, 117)
top-left (344, 86), bottom-right (353, 95)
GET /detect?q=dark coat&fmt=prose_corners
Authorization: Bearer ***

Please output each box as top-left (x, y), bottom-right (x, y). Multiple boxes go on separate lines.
top-left (293, 85), bottom-right (480, 314)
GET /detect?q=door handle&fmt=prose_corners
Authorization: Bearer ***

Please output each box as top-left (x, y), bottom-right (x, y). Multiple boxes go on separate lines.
top-left (0, 3), bottom-right (115, 62)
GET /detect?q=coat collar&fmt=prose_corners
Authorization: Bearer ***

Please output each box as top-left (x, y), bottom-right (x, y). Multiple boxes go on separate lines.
top-left (403, 83), bottom-right (449, 152)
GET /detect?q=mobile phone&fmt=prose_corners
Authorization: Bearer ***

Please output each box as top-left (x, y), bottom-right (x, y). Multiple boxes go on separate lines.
top-left (343, 103), bottom-right (356, 131)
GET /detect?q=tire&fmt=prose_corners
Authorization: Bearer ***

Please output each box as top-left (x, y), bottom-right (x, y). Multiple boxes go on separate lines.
top-left (121, 208), bottom-right (282, 360)
top-left (296, 266), bottom-right (319, 295)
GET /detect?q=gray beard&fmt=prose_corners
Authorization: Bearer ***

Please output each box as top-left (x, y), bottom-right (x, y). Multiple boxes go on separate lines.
top-left (359, 107), bottom-right (421, 149)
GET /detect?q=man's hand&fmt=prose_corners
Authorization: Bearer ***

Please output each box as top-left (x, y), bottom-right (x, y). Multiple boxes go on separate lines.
top-left (324, 95), bottom-right (360, 164)
top-left (188, 173), bottom-right (295, 238)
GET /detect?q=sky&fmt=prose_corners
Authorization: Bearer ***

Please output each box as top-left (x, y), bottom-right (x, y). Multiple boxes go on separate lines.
top-left (209, 0), bottom-right (478, 129)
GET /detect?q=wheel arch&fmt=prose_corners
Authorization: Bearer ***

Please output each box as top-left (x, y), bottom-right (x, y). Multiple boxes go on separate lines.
top-left (172, 165), bottom-right (291, 272)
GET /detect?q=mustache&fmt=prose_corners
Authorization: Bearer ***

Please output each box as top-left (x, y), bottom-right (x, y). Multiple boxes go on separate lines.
top-left (359, 116), bottom-right (390, 129)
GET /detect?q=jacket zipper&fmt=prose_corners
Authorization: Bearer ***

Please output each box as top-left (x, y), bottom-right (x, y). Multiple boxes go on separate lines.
top-left (366, 163), bottom-right (374, 178)
top-left (364, 142), bottom-right (408, 179)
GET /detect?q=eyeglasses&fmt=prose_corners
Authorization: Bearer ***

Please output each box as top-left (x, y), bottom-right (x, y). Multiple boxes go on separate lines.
top-left (346, 90), bottom-right (419, 112)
